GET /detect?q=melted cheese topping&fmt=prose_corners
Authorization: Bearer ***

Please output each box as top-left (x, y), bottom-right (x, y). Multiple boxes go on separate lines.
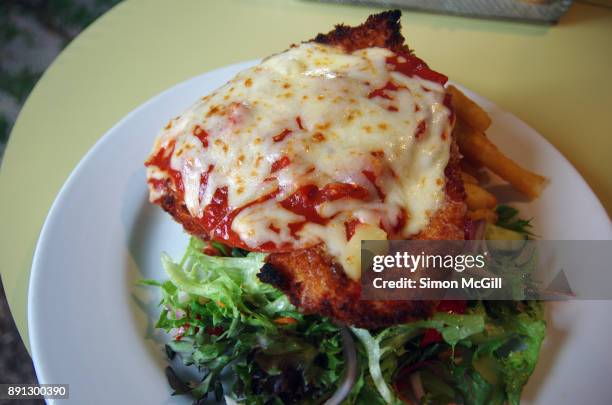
top-left (146, 42), bottom-right (453, 279)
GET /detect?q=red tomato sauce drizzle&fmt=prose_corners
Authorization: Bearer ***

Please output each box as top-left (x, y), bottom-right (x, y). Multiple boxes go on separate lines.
top-left (296, 116), bottom-right (304, 130)
top-left (203, 187), bottom-right (284, 251)
top-left (386, 53), bottom-right (448, 85)
top-left (368, 81), bottom-right (402, 100)
top-left (193, 125), bottom-right (209, 147)
top-left (273, 128), bottom-right (292, 142)
top-left (415, 120), bottom-right (427, 139)
top-left (279, 183), bottom-right (371, 241)
top-left (362, 170), bottom-right (386, 200)
top-left (345, 218), bottom-right (361, 240)
top-left (197, 182), bottom-right (375, 251)
top-left (145, 140), bottom-right (184, 200)
top-left (271, 156), bottom-right (291, 173)
top-left (198, 164), bottom-right (215, 203)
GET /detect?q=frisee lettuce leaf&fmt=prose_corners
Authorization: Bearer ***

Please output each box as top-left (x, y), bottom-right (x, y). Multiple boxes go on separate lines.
top-left (148, 237), bottom-right (345, 404)
top-left (144, 237), bottom-right (546, 405)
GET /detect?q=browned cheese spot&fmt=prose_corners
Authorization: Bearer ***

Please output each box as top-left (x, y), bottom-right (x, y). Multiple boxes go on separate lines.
top-left (206, 105), bottom-right (220, 117)
top-left (312, 132), bottom-right (326, 142)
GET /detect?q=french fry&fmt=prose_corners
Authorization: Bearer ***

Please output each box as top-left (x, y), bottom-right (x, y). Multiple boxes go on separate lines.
top-left (465, 183), bottom-right (497, 210)
top-left (455, 120), bottom-right (548, 199)
top-left (461, 171), bottom-right (478, 185)
top-left (468, 208), bottom-right (498, 223)
top-left (463, 156), bottom-right (484, 170)
top-left (447, 85), bottom-right (492, 132)
top-left (459, 159), bottom-right (483, 179)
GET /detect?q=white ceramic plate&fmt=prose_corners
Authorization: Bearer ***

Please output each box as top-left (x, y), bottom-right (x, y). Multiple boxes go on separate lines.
top-left (29, 60), bottom-right (612, 405)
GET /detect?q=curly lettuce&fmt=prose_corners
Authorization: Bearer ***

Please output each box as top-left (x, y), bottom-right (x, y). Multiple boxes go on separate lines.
top-left (142, 235), bottom-right (545, 405)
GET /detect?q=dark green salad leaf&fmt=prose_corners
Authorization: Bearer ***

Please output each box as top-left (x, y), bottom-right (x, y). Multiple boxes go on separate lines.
top-left (143, 231), bottom-right (546, 404)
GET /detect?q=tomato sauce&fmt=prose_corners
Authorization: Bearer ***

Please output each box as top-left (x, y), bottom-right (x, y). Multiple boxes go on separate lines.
top-left (368, 81), bottom-right (402, 100)
top-left (193, 125), bottom-right (209, 147)
top-left (202, 187), bottom-right (283, 251)
top-left (277, 183), bottom-right (372, 243)
top-left (296, 116), bottom-right (304, 130)
top-left (198, 164), bottom-right (214, 203)
top-left (345, 219), bottom-right (361, 240)
top-left (386, 53), bottom-right (448, 86)
top-left (415, 121), bottom-right (427, 139)
top-left (145, 140), bottom-right (184, 200)
top-left (271, 156), bottom-right (291, 173)
top-left (362, 170), bottom-right (386, 200)
top-left (273, 128), bottom-right (292, 142)
top-left (392, 209), bottom-right (408, 235)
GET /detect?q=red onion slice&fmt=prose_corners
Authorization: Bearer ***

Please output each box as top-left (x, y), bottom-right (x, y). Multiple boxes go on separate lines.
top-left (324, 327), bottom-right (358, 405)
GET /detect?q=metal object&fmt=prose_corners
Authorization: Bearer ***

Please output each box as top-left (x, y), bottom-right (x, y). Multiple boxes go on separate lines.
top-left (307, 0), bottom-right (574, 23)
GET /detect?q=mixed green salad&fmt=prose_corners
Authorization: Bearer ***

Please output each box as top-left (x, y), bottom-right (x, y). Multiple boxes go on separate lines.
top-left (142, 205), bottom-right (545, 405)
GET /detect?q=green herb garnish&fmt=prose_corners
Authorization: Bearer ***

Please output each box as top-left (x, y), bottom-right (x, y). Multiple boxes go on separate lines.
top-left (495, 205), bottom-right (533, 236)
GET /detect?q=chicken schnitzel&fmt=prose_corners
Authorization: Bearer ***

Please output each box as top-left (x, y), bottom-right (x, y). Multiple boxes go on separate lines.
top-left (145, 10), bottom-right (466, 329)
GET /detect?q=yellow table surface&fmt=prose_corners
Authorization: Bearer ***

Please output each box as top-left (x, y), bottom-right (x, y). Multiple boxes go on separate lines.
top-left (1, 0), bottom-right (611, 351)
